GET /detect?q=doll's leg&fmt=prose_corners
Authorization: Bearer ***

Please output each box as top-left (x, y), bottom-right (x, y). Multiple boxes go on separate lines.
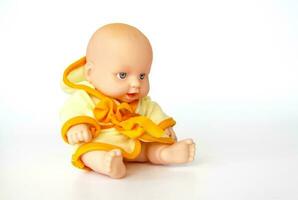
top-left (81, 149), bottom-right (126, 179)
top-left (146, 139), bottom-right (196, 165)
top-left (125, 142), bottom-right (149, 162)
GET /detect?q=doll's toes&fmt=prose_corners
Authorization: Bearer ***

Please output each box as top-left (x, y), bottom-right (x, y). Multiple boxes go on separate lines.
top-left (190, 143), bottom-right (195, 152)
top-left (185, 139), bottom-right (194, 145)
top-left (102, 150), bottom-right (125, 178)
top-left (104, 150), bottom-right (122, 173)
top-left (188, 144), bottom-right (196, 162)
top-left (189, 150), bottom-right (195, 162)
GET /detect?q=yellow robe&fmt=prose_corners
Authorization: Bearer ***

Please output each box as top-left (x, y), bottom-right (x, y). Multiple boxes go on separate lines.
top-left (60, 57), bottom-right (176, 170)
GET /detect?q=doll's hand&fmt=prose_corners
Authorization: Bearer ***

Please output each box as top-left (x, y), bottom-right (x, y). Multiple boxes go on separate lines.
top-left (164, 127), bottom-right (177, 141)
top-left (66, 124), bottom-right (92, 145)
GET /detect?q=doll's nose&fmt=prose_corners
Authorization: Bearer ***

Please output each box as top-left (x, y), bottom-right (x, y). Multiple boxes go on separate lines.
top-left (130, 78), bottom-right (141, 89)
top-left (129, 78), bottom-right (141, 91)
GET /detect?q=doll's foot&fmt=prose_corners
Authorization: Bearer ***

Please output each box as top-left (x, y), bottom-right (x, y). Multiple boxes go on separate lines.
top-left (82, 149), bottom-right (126, 179)
top-left (103, 149), bottom-right (126, 179)
top-left (160, 139), bottom-right (196, 164)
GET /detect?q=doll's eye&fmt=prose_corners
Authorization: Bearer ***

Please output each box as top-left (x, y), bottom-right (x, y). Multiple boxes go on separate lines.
top-left (117, 72), bottom-right (127, 80)
top-left (139, 73), bottom-right (146, 80)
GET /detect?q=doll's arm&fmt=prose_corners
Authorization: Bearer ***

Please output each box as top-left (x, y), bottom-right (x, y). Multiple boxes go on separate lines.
top-left (66, 124), bottom-right (92, 144)
top-left (60, 90), bottom-right (99, 144)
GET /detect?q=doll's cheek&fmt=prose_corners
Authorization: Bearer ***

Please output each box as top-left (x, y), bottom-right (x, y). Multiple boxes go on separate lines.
top-left (141, 85), bottom-right (150, 97)
top-left (105, 85), bottom-right (130, 98)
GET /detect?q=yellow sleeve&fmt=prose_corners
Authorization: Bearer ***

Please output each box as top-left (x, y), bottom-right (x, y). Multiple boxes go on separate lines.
top-left (136, 96), bottom-right (176, 130)
top-left (59, 90), bottom-right (100, 143)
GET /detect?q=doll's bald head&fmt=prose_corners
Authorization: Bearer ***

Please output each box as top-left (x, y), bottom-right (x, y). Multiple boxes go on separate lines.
top-left (86, 23), bottom-right (153, 67)
top-left (85, 23), bottom-right (153, 102)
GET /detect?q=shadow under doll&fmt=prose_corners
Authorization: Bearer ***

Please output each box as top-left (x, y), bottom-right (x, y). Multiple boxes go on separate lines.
top-left (71, 162), bottom-right (200, 200)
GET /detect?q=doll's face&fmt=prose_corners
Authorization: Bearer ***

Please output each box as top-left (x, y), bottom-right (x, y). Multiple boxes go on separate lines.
top-left (85, 24), bottom-right (153, 103)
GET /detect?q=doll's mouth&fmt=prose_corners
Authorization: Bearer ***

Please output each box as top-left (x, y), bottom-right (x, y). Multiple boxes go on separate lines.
top-left (125, 93), bottom-right (139, 100)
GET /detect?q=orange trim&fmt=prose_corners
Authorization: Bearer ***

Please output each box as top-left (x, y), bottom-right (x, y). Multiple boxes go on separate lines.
top-left (71, 140), bottom-right (142, 170)
top-left (139, 134), bottom-right (175, 144)
top-left (117, 115), bottom-right (165, 139)
top-left (61, 116), bottom-right (101, 143)
top-left (158, 118), bottom-right (176, 130)
top-left (63, 57), bottom-right (106, 100)
top-left (130, 100), bottom-right (139, 113)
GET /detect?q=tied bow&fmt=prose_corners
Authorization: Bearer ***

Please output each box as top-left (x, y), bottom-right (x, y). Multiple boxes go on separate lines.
top-left (93, 99), bottom-right (164, 139)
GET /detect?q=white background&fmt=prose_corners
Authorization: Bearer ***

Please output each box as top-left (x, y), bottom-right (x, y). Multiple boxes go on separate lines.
top-left (0, 0), bottom-right (298, 199)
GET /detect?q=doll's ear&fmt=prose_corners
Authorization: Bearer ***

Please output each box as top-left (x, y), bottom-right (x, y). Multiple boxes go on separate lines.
top-left (84, 62), bottom-right (93, 81)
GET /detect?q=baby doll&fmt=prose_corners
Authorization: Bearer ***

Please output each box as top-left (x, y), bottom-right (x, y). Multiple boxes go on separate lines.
top-left (60, 23), bottom-right (196, 179)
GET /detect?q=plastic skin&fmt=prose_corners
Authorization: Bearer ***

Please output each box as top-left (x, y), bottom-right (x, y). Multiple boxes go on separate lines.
top-left (65, 23), bottom-right (196, 179)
